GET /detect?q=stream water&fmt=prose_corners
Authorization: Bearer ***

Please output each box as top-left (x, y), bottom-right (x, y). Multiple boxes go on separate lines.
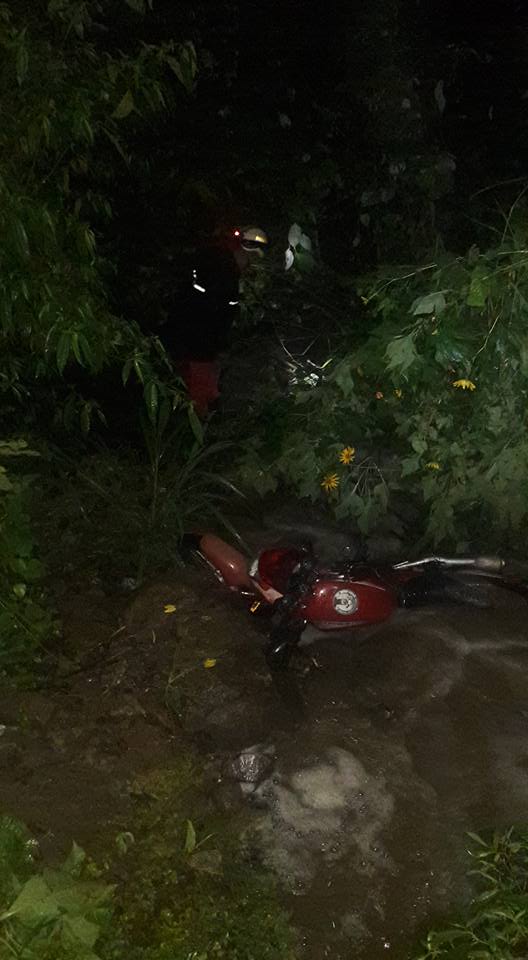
top-left (180, 573), bottom-right (528, 959)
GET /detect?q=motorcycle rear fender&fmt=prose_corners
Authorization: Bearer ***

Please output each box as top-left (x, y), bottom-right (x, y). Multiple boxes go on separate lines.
top-left (196, 533), bottom-right (254, 591)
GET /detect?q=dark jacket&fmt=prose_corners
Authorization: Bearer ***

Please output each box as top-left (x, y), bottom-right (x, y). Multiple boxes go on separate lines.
top-left (160, 244), bottom-right (241, 362)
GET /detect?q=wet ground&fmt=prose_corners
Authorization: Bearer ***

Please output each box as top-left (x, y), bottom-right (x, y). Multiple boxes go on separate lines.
top-left (1, 559), bottom-right (528, 959)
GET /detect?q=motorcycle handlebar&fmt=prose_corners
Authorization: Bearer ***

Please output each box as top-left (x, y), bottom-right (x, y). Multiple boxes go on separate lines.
top-left (393, 555), bottom-right (505, 572)
top-left (473, 556), bottom-right (505, 572)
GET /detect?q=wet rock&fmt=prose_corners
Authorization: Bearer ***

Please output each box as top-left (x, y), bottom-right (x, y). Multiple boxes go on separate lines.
top-left (120, 577), bottom-right (139, 593)
top-left (227, 744), bottom-right (275, 784)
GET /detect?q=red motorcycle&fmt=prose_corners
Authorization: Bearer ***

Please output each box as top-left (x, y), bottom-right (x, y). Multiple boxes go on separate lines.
top-left (186, 533), bottom-right (518, 668)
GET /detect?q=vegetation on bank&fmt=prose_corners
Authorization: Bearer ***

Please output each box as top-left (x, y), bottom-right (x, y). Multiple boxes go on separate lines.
top-left (3, 808), bottom-right (528, 960)
top-left (415, 828), bottom-right (528, 960)
top-left (0, 764), bottom-right (296, 960)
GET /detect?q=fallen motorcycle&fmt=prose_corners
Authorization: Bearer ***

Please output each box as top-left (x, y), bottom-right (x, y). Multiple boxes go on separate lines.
top-left (185, 533), bottom-right (524, 669)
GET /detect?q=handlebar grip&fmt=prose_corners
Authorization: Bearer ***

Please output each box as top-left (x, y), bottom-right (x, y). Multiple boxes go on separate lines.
top-left (474, 556), bottom-right (504, 572)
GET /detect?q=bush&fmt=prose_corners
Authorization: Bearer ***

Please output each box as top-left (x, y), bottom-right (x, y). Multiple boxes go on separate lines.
top-left (415, 828), bottom-right (528, 959)
top-left (235, 229), bottom-right (528, 553)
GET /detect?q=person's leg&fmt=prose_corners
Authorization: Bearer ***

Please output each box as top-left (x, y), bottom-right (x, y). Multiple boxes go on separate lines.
top-left (181, 360), bottom-right (220, 417)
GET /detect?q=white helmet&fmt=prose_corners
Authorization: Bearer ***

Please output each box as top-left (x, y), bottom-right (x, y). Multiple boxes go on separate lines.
top-left (234, 225), bottom-right (269, 251)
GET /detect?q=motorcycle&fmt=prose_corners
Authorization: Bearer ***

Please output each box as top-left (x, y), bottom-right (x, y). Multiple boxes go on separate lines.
top-left (185, 532), bottom-right (523, 669)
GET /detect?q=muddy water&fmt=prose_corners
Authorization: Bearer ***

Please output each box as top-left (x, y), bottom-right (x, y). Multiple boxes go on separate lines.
top-left (180, 579), bottom-right (528, 959)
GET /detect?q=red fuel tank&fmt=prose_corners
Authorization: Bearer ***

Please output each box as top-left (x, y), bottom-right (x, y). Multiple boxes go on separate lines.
top-left (301, 575), bottom-right (398, 630)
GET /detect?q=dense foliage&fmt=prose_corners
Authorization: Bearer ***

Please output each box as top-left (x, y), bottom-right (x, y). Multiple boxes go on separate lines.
top-left (0, 0), bottom-right (194, 421)
top-left (235, 226), bottom-right (528, 551)
top-left (0, 0), bottom-right (196, 672)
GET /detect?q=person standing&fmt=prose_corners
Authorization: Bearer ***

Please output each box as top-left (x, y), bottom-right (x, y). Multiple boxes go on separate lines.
top-left (162, 225), bottom-right (269, 416)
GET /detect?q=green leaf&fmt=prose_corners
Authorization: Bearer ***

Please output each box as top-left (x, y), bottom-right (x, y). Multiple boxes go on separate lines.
top-left (184, 819), bottom-right (196, 855)
top-left (133, 357), bottom-right (145, 384)
top-left (71, 332), bottom-right (83, 364)
top-left (411, 436), bottom-right (427, 455)
top-left (113, 90), bottom-right (135, 119)
top-left (1, 875), bottom-right (57, 926)
top-left (333, 363), bottom-right (354, 397)
top-left (12, 219), bottom-right (30, 259)
top-left (61, 913), bottom-right (100, 950)
top-left (466, 268), bottom-right (489, 308)
top-left (385, 334), bottom-right (418, 374)
top-left (56, 332), bottom-right (71, 373)
top-left (63, 841), bottom-right (86, 877)
top-left (410, 291), bottom-right (447, 315)
top-left (115, 831), bottom-right (135, 856)
top-left (294, 248), bottom-right (315, 273)
top-left (121, 357), bottom-right (133, 386)
top-left (78, 334), bottom-right (94, 367)
top-left (80, 402), bottom-right (92, 434)
top-left (167, 43), bottom-right (198, 94)
top-left (467, 831), bottom-right (489, 847)
top-left (188, 405), bottom-right (203, 444)
top-left (144, 381), bottom-right (158, 423)
top-left (16, 41), bottom-right (28, 85)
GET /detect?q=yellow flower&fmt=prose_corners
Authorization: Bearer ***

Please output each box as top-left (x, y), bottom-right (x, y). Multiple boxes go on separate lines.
top-left (339, 446), bottom-right (356, 465)
top-left (425, 461), bottom-right (441, 470)
top-left (203, 658), bottom-right (217, 669)
top-left (321, 473), bottom-right (339, 492)
top-left (394, 389), bottom-right (403, 399)
top-left (452, 379), bottom-right (476, 391)
top-left (164, 604), bottom-right (177, 614)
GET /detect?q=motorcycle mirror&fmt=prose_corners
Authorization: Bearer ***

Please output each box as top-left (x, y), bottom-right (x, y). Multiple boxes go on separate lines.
top-left (344, 539), bottom-right (368, 563)
top-left (298, 538), bottom-right (315, 556)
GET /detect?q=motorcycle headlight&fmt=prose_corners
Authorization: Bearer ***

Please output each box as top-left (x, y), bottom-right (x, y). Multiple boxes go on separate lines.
top-left (333, 589), bottom-right (358, 615)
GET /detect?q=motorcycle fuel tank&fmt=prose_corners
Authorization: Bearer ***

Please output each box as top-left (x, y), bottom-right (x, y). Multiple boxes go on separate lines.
top-left (302, 575), bottom-right (398, 629)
